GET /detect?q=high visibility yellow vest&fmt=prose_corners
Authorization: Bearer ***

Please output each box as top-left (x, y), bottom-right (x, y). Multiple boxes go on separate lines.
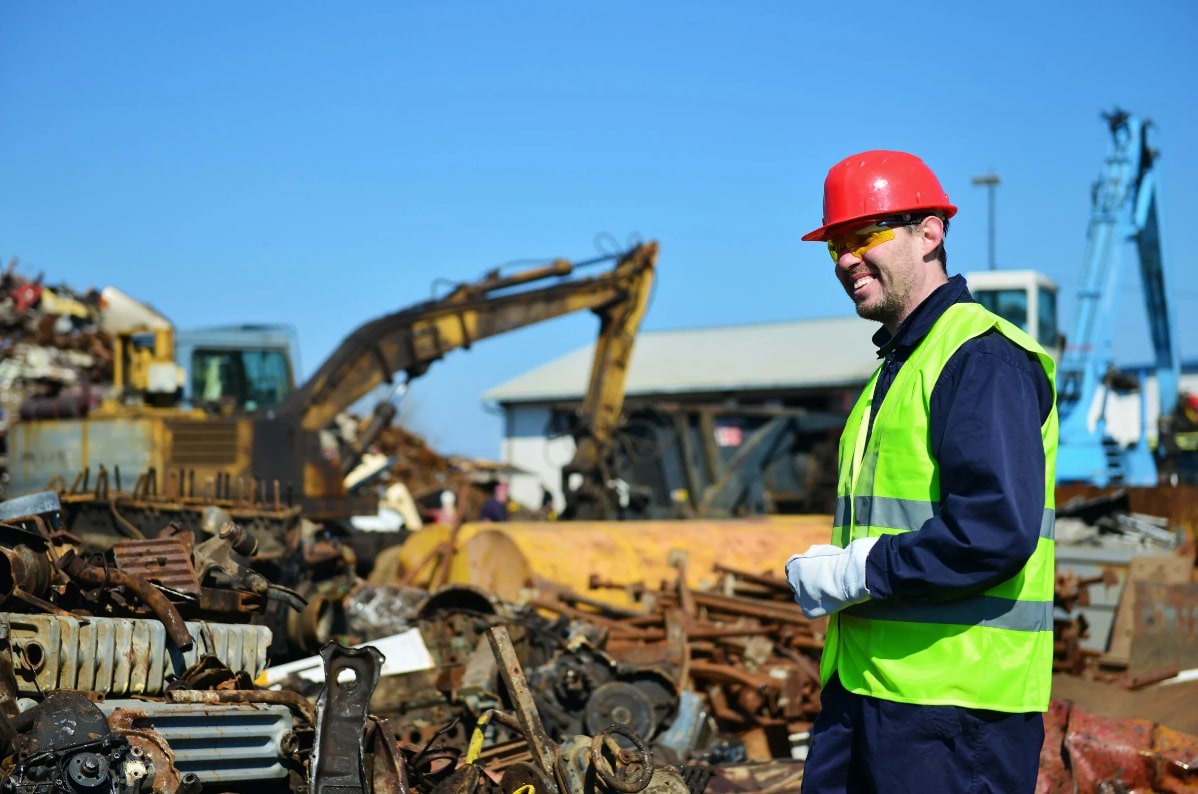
top-left (823, 302), bottom-right (1058, 712)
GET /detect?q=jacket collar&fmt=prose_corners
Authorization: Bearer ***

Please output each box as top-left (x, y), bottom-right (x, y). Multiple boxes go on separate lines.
top-left (872, 274), bottom-right (972, 358)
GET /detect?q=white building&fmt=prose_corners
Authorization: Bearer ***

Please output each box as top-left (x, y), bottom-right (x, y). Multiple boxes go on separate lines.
top-left (481, 316), bottom-right (880, 514)
top-left (482, 315), bottom-right (1198, 513)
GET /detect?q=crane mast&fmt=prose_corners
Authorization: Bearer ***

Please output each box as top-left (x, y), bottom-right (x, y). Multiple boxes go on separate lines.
top-left (1055, 110), bottom-right (1177, 486)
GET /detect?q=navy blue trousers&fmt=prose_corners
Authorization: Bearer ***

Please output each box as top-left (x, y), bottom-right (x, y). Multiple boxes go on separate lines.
top-left (801, 675), bottom-right (1044, 793)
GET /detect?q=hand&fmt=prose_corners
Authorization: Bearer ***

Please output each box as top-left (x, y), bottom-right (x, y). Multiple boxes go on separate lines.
top-left (785, 537), bottom-right (879, 619)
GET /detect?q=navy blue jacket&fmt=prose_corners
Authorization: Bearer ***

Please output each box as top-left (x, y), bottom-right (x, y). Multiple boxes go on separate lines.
top-left (863, 275), bottom-right (1055, 600)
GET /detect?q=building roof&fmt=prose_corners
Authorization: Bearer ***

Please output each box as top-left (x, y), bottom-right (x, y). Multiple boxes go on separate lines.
top-left (482, 315), bottom-right (882, 404)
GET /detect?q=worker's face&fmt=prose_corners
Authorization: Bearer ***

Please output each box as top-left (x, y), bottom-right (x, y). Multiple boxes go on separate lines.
top-left (829, 215), bottom-right (946, 331)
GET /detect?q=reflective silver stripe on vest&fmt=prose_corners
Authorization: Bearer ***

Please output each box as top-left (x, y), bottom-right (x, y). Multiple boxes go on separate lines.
top-left (835, 496), bottom-right (1055, 540)
top-left (847, 595), bottom-right (1053, 632)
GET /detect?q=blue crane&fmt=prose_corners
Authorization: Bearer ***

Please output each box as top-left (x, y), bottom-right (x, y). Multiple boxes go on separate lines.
top-left (1054, 110), bottom-right (1177, 486)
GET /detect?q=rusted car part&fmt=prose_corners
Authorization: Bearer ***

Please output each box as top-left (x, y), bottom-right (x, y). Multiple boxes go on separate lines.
top-left (365, 586), bottom-right (555, 749)
top-left (0, 502), bottom-right (310, 657)
top-left (19, 473), bottom-right (333, 662)
top-left (310, 643), bottom-right (384, 794)
top-left (2, 613), bottom-right (270, 697)
top-left (186, 521), bottom-right (307, 614)
top-left (523, 647), bottom-right (678, 745)
top-left (103, 699), bottom-right (303, 789)
top-left (55, 549), bottom-right (193, 651)
top-left (53, 465), bottom-right (302, 564)
top-left (574, 563), bottom-right (826, 748)
top-left (0, 519), bottom-right (65, 616)
top-left (0, 687), bottom-right (316, 793)
top-left (0, 691), bottom-right (156, 794)
top-left (52, 468), bottom-right (331, 659)
top-left (0, 493), bottom-right (271, 651)
top-left (478, 625), bottom-right (692, 794)
top-left (1038, 699), bottom-right (1198, 793)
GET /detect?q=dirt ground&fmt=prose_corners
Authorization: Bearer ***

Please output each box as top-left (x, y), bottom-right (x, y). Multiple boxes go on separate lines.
top-left (1050, 673), bottom-right (1198, 734)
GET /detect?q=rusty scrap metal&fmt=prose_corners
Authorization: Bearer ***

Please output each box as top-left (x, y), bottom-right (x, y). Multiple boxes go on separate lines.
top-left (311, 643), bottom-right (384, 794)
top-left (1039, 700), bottom-right (1198, 793)
top-left (56, 548), bottom-right (194, 651)
top-left (486, 624), bottom-right (561, 793)
top-left (111, 535), bottom-right (201, 596)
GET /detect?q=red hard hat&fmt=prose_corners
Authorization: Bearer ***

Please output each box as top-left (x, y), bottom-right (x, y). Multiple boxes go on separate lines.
top-left (802, 150), bottom-right (958, 241)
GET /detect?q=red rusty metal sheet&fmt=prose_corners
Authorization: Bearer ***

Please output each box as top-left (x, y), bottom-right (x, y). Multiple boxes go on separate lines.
top-left (113, 536), bottom-right (201, 595)
top-left (1065, 706), bottom-right (1157, 791)
top-left (1038, 701), bottom-right (1198, 793)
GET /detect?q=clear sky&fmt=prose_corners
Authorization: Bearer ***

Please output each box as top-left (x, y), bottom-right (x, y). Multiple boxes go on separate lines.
top-left (3, 1), bottom-right (1196, 458)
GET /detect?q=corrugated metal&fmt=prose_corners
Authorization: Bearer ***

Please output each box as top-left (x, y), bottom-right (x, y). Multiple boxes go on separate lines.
top-left (113, 537), bottom-right (202, 596)
top-left (482, 316), bottom-right (880, 404)
top-left (100, 700), bottom-right (293, 781)
top-left (4, 613), bottom-right (271, 696)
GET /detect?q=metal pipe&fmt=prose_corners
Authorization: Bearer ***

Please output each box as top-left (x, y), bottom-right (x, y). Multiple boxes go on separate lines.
top-left (57, 551), bottom-right (193, 651)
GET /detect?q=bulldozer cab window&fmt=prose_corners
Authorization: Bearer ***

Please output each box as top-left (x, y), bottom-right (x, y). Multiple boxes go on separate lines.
top-left (192, 348), bottom-right (292, 411)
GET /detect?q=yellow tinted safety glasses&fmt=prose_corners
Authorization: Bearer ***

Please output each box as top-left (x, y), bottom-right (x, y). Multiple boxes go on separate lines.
top-left (826, 227), bottom-right (896, 263)
top-left (825, 215), bottom-right (924, 263)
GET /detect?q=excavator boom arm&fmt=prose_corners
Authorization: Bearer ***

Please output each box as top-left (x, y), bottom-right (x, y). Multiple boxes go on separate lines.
top-left (280, 242), bottom-right (658, 434)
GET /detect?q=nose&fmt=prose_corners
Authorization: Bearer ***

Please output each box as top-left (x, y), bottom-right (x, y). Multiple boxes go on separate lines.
top-left (835, 249), bottom-right (862, 270)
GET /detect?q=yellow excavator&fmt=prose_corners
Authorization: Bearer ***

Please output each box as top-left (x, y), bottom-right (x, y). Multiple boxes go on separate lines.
top-left (9, 241), bottom-right (823, 616)
top-left (7, 242), bottom-right (659, 523)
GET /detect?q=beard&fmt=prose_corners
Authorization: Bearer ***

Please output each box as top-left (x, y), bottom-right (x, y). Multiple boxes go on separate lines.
top-left (849, 282), bottom-right (905, 327)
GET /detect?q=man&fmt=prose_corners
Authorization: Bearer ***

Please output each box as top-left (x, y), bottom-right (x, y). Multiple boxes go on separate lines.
top-left (478, 481), bottom-right (510, 522)
top-left (785, 150), bottom-right (1057, 793)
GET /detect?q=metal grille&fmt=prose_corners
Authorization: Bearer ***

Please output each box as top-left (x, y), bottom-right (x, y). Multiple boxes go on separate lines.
top-left (167, 420), bottom-right (239, 466)
top-left (100, 700), bottom-right (294, 781)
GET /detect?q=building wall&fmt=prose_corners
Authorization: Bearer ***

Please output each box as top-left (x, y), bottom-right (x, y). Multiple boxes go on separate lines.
top-left (501, 404), bottom-right (575, 514)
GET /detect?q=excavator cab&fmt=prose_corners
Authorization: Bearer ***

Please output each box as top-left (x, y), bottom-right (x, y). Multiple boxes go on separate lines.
top-left (176, 324), bottom-right (300, 413)
top-left (965, 269), bottom-right (1064, 360)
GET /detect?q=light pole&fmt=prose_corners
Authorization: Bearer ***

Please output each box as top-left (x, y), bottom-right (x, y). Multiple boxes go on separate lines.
top-left (971, 172), bottom-right (1001, 270)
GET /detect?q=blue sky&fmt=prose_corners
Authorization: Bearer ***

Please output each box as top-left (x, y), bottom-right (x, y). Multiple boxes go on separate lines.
top-left (3, 1), bottom-right (1196, 458)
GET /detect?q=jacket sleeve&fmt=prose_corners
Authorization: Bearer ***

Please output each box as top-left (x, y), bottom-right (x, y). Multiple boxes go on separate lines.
top-left (864, 332), bottom-right (1052, 600)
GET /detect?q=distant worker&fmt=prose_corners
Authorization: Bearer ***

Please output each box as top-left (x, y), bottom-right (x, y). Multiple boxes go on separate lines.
top-left (784, 150), bottom-right (1057, 793)
top-left (538, 484), bottom-right (556, 520)
top-left (478, 481), bottom-right (510, 522)
top-left (436, 489), bottom-right (457, 526)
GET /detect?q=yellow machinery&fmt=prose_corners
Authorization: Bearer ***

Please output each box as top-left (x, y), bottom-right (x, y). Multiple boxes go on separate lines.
top-left (8, 243), bottom-right (659, 522)
top-left (371, 513), bottom-right (834, 608)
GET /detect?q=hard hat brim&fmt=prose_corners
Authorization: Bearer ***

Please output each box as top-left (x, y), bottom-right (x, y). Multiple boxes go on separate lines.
top-left (801, 205), bottom-right (958, 244)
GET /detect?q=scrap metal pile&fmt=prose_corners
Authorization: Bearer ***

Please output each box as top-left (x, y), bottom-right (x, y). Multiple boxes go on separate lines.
top-left (0, 483), bottom-right (1194, 793)
top-left (0, 263), bottom-right (112, 460)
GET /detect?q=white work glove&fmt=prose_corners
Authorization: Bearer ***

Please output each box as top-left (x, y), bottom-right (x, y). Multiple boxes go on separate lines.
top-left (785, 536), bottom-right (880, 619)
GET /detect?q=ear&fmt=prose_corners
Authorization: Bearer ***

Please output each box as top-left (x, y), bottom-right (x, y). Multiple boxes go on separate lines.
top-left (919, 216), bottom-right (945, 259)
